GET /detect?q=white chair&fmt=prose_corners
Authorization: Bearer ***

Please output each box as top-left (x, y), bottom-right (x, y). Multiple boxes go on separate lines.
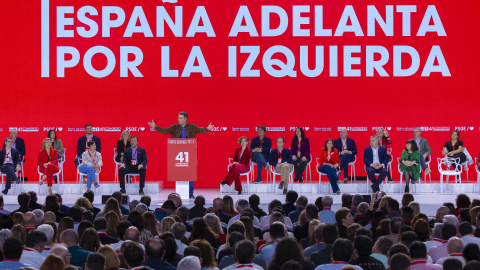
top-left (221, 158), bottom-right (252, 193)
top-left (438, 157), bottom-right (462, 194)
top-left (58, 147), bottom-right (66, 184)
top-left (270, 164), bottom-right (294, 194)
top-left (346, 155), bottom-right (357, 183)
top-left (0, 171), bottom-right (21, 194)
top-left (423, 155), bottom-right (432, 183)
top-left (316, 158), bottom-right (341, 193)
top-left (475, 158), bottom-right (480, 193)
top-left (386, 148), bottom-right (394, 182)
top-left (250, 161), bottom-right (270, 183)
top-left (305, 155), bottom-right (313, 183)
top-left (364, 166), bottom-right (380, 193)
top-left (76, 160), bottom-right (102, 194)
top-left (124, 165), bottom-right (147, 192)
top-left (398, 157), bottom-right (422, 194)
top-left (114, 148), bottom-right (123, 184)
top-left (37, 166), bottom-right (61, 195)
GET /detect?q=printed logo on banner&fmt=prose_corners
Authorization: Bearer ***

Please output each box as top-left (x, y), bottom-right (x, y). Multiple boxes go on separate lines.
top-left (338, 127), bottom-right (368, 132)
top-left (43, 127), bottom-right (63, 132)
top-left (126, 127), bottom-right (146, 132)
top-left (314, 127), bottom-right (332, 132)
top-left (92, 127), bottom-right (122, 132)
top-left (372, 126), bottom-right (392, 131)
top-left (396, 127), bottom-right (416, 132)
top-left (211, 127), bottom-right (228, 132)
top-left (9, 127), bottom-right (39, 132)
top-left (290, 127), bottom-right (310, 131)
top-left (454, 126), bottom-right (475, 131)
top-left (232, 127), bottom-right (250, 132)
top-left (420, 126), bottom-right (451, 132)
top-left (68, 127), bottom-right (86, 132)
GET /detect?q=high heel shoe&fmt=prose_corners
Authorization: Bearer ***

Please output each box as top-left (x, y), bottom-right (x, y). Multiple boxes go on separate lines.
top-left (404, 185), bottom-right (409, 193)
top-left (39, 175), bottom-right (47, 185)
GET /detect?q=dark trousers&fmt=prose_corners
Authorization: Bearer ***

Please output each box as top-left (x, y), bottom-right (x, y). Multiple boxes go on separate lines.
top-left (366, 166), bottom-right (388, 189)
top-left (339, 153), bottom-right (354, 178)
top-left (0, 164), bottom-right (18, 190)
top-left (119, 165), bottom-right (146, 190)
top-left (293, 156), bottom-right (310, 180)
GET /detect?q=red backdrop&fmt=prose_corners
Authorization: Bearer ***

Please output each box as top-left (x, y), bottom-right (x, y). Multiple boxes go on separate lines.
top-left (1, 0), bottom-right (479, 188)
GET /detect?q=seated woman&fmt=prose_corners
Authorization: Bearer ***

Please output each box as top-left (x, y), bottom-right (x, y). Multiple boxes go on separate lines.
top-left (400, 140), bottom-right (421, 193)
top-left (290, 127), bottom-right (311, 183)
top-left (37, 138), bottom-right (60, 195)
top-left (317, 139), bottom-right (342, 194)
top-left (78, 141), bottom-right (103, 191)
top-left (377, 127), bottom-right (393, 182)
top-left (116, 130), bottom-right (131, 163)
top-left (441, 130), bottom-right (467, 180)
top-left (220, 136), bottom-right (252, 195)
top-left (48, 129), bottom-right (64, 161)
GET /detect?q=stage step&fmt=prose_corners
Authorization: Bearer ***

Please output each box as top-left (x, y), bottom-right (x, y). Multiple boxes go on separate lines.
top-left (2, 183), bottom-right (163, 195)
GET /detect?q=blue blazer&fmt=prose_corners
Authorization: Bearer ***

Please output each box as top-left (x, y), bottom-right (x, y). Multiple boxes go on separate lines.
top-left (0, 148), bottom-right (21, 167)
top-left (76, 135), bottom-right (101, 156)
top-left (3, 137), bottom-right (25, 158)
top-left (363, 146), bottom-right (389, 167)
top-left (250, 136), bottom-right (272, 159)
top-left (334, 137), bottom-right (358, 156)
top-left (269, 148), bottom-right (293, 167)
top-left (123, 146), bottom-right (147, 167)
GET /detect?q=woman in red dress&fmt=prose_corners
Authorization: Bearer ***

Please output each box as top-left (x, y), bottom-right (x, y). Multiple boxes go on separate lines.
top-left (220, 136), bottom-right (252, 195)
top-left (37, 138), bottom-right (60, 195)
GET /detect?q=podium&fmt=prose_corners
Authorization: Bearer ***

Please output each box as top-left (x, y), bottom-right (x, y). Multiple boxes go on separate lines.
top-left (167, 139), bottom-right (197, 200)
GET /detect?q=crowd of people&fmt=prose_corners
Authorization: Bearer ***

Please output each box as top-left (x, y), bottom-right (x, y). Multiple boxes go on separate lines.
top-left (0, 189), bottom-right (479, 270)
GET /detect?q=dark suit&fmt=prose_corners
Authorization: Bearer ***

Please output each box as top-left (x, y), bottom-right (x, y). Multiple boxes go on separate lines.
top-left (98, 233), bottom-right (119, 245)
top-left (310, 244), bottom-right (333, 265)
top-left (334, 137), bottom-right (358, 178)
top-left (282, 202), bottom-right (296, 216)
top-left (143, 259), bottom-right (177, 270)
top-left (293, 221), bottom-right (310, 241)
top-left (75, 135), bottom-right (101, 167)
top-left (363, 146), bottom-right (389, 191)
top-left (119, 146), bottom-right (147, 190)
top-left (3, 138), bottom-right (25, 161)
top-left (0, 148), bottom-right (21, 190)
top-left (11, 206), bottom-right (32, 215)
top-left (217, 210), bottom-right (232, 224)
top-left (116, 140), bottom-right (131, 163)
top-left (189, 205), bottom-right (206, 220)
top-left (0, 209), bottom-right (12, 229)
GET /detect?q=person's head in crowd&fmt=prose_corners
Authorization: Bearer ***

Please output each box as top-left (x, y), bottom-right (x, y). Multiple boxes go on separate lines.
top-left (116, 220), bottom-right (132, 240)
top-left (98, 245), bottom-right (121, 270)
top-left (177, 256), bottom-right (201, 270)
top-left (387, 244), bottom-right (409, 266)
top-left (443, 258), bottom-right (463, 270)
top-left (341, 193), bottom-right (352, 209)
top-left (390, 253), bottom-right (410, 270)
top-left (205, 206), bottom-right (218, 216)
top-left (456, 193), bottom-right (471, 209)
top-left (296, 196), bottom-right (308, 208)
top-left (315, 196), bottom-right (324, 211)
top-left (11, 224), bottom-right (26, 245)
top-left (176, 206), bottom-right (190, 222)
top-left (464, 261), bottom-right (480, 270)
top-left (471, 198), bottom-right (480, 208)
top-left (160, 232), bottom-right (180, 263)
top-left (124, 242), bottom-right (144, 269)
top-left (43, 194), bottom-right (60, 213)
top-left (471, 207), bottom-right (480, 227)
top-left (272, 206), bottom-right (285, 217)
top-left (25, 230), bottom-right (48, 253)
top-left (388, 199), bottom-right (400, 214)
top-left (184, 246), bottom-right (202, 261)
top-left (304, 204), bottom-right (319, 222)
top-left (39, 254), bottom-right (66, 270)
top-left (81, 210), bottom-right (93, 223)
top-left (280, 260), bottom-right (302, 270)
top-left (227, 232), bottom-right (245, 252)
top-left (74, 197), bottom-right (93, 211)
top-left (18, 192), bottom-right (31, 208)
top-left (80, 228), bottom-right (101, 252)
top-left (111, 191), bottom-right (124, 205)
top-left (442, 222), bottom-right (458, 241)
top-left (189, 218), bottom-right (218, 242)
top-left (444, 202), bottom-right (456, 215)
top-left (356, 202), bottom-right (369, 216)
top-left (235, 199), bottom-right (249, 213)
top-left (234, 240), bottom-right (255, 265)
top-left (203, 213), bottom-right (222, 235)
top-left (408, 201), bottom-right (420, 216)
top-left (0, 229), bottom-right (12, 255)
top-left (102, 197), bottom-right (122, 218)
top-left (77, 221), bottom-right (93, 240)
top-left (352, 194), bottom-right (363, 209)
top-left (3, 237), bottom-right (24, 260)
top-left (190, 239), bottom-right (217, 269)
top-left (32, 209), bottom-right (44, 225)
top-left (171, 222), bottom-right (186, 241)
top-left (23, 211), bottom-right (37, 228)
top-left (398, 225), bottom-right (413, 236)
top-left (459, 221), bottom-right (474, 237)
top-left (399, 231), bottom-right (418, 248)
top-left (331, 238), bottom-right (354, 262)
top-left (50, 244), bottom-right (71, 265)
top-left (57, 217), bottom-right (74, 242)
top-left (285, 190), bottom-right (298, 204)
top-left (412, 219), bottom-right (431, 242)
top-left (376, 219), bottom-right (391, 238)
top-left (139, 195), bottom-right (151, 208)
top-left (401, 206), bottom-right (414, 222)
top-left (353, 235), bottom-right (373, 258)
top-left (124, 226), bottom-right (141, 242)
top-left (143, 211), bottom-right (159, 236)
top-left (401, 193), bottom-right (414, 207)
top-left (336, 207), bottom-right (354, 227)
top-left (12, 212), bottom-right (23, 225)
top-left (270, 222), bottom-right (287, 241)
top-left (193, 195), bottom-right (206, 208)
top-left (322, 223), bottom-right (339, 245)
top-left (306, 219), bottom-right (321, 245)
top-left (83, 189), bottom-right (96, 205)
top-left (390, 217), bottom-right (405, 235)
top-left (355, 226), bottom-right (373, 239)
top-left (167, 193), bottom-right (182, 208)
top-left (135, 203), bottom-right (148, 215)
top-left (410, 241), bottom-right (428, 261)
top-left (212, 197), bottom-right (224, 211)
top-left (373, 236), bottom-right (394, 256)
top-left (27, 190), bottom-right (38, 206)
top-left (321, 195), bottom-right (333, 208)
top-left (267, 199), bottom-right (282, 214)
top-left (145, 238), bottom-right (166, 259)
top-left (128, 200), bottom-right (139, 211)
top-left (411, 213), bottom-right (429, 228)
top-left (127, 210), bottom-right (144, 231)
top-left (436, 206), bottom-right (451, 222)
top-left (313, 224), bottom-right (325, 243)
top-left (59, 229), bottom-right (79, 247)
top-left (432, 223), bottom-right (444, 240)
top-left (347, 223), bottom-right (361, 242)
top-left (94, 217), bottom-right (108, 232)
top-left (371, 210), bottom-right (386, 234)
top-left (222, 195), bottom-right (236, 215)
top-left (446, 237), bottom-right (463, 255)
top-left (240, 216), bottom-right (255, 242)
top-left (161, 200), bottom-right (177, 214)
top-left (444, 214), bottom-right (460, 231)
top-left (267, 237), bottom-right (306, 270)
top-left (44, 211), bottom-right (56, 223)
top-left (85, 252), bottom-right (106, 270)
top-left (36, 224), bottom-right (54, 245)
top-left (67, 206), bottom-right (85, 224)
top-left (226, 221), bottom-right (245, 248)
top-left (463, 243), bottom-right (480, 263)
top-left (459, 208), bottom-right (471, 223)
top-left (65, 265), bottom-right (78, 270)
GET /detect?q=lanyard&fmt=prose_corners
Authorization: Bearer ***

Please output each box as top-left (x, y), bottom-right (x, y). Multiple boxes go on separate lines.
top-left (4, 149), bottom-right (11, 162)
top-left (331, 261), bottom-right (348, 264)
top-left (12, 139), bottom-right (16, 148)
top-left (342, 140), bottom-right (347, 150)
top-left (236, 265), bottom-right (254, 269)
top-left (89, 151), bottom-right (97, 163)
top-left (450, 253), bottom-right (463, 257)
top-left (432, 238), bottom-right (447, 243)
top-left (411, 260), bottom-right (427, 265)
top-left (259, 138), bottom-right (263, 149)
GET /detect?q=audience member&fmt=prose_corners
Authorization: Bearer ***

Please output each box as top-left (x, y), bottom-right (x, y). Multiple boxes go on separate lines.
top-left (60, 229), bottom-right (92, 268)
top-left (311, 223), bottom-right (339, 266)
top-left (349, 235), bottom-right (385, 270)
top-left (0, 238), bottom-right (28, 269)
top-left (409, 241), bottom-right (442, 270)
top-left (85, 252), bottom-right (106, 270)
top-left (315, 238), bottom-right (362, 270)
top-left (429, 223), bottom-right (457, 263)
top-left (143, 238), bottom-right (176, 270)
top-left (39, 254), bottom-right (66, 270)
top-left (390, 253), bottom-right (411, 270)
top-left (435, 237), bottom-right (466, 267)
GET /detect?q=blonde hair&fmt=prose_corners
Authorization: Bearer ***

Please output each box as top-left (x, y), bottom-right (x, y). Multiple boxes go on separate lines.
top-left (42, 138), bottom-right (52, 150)
top-left (408, 201), bottom-right (420, 216)
top-left (203, 213), bottom-right (223, 235)
top-left (238, 136), bottom-right (250, 144)
top-left (308, 219), bottom-right (321, 246)
top-left (98, 245), bottom-right (121, 270)
top-left (119, 130), bottom-right (131, 141)
top-left (160, 216), bottom-right (175, 235)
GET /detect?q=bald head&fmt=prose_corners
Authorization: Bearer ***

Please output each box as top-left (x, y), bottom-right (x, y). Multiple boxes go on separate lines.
top-left (51, 244), bottom-right (69, 260)
top-left (168, 193), bottom-right (181, 208)
top-left (436, 207), bottom-right (450, 222)
top-left (44, 211), bottom-right (56, 223)
top-left (213, 198), bottom-right (223, 210)
top-left (23, 212), bottom-right (37, 227)
top-left (60, 229), bottom-right (79, 247)
top-left (447, 237), bottom-right (463, 254)
top-left (125, 227), bottom-right (140, 242)
top-left (340, 129), bottom-right (348, 139)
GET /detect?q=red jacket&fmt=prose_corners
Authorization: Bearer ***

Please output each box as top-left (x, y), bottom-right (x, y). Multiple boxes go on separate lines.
top-left (37, 149), bottom-right (59, 167)
top-left (232, 147), bottom-right (252, 166)
top-left (318, 148), bottom-right (340, 166)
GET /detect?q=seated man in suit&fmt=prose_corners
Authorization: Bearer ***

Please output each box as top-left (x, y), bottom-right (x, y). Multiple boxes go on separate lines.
top-left (119, 136), bottom-right (147, 195)
top-left (4, 129), bottom-right (26, 163)
top-left (250, 125), bottom-right (272, 184)
top-left (0, 137), bottom-right (21, 195)
top-left (334, 129), bottom-right (357, 183)
top-left (268, 137), bottom-right (293, 195)
top-left (75, 124), bottom-right (101, 168)
top-left (363, 136), bottom-right (389, 192)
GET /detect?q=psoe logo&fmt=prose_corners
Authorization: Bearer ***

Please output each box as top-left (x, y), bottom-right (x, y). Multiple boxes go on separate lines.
top-left (290, 127), bottom-right (310, 131)
top-left (43, 127), bottom-right (63, 132)
top-left (126, 127), bottom-right (147, 132)
top-left (211, 127), bottom-right (227, 131)
top-left (454, 126), bottom-right (474, 131)
top-left (372, 126), bottom-right (391, 131)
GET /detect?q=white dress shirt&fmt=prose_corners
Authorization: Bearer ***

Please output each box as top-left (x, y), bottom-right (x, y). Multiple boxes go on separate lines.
top-left (20, 248), bottom-right (46, 269)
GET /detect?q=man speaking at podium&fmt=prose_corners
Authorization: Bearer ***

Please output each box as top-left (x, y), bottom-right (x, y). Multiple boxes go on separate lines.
top-left (148, 112), bottom-right (214, 199)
